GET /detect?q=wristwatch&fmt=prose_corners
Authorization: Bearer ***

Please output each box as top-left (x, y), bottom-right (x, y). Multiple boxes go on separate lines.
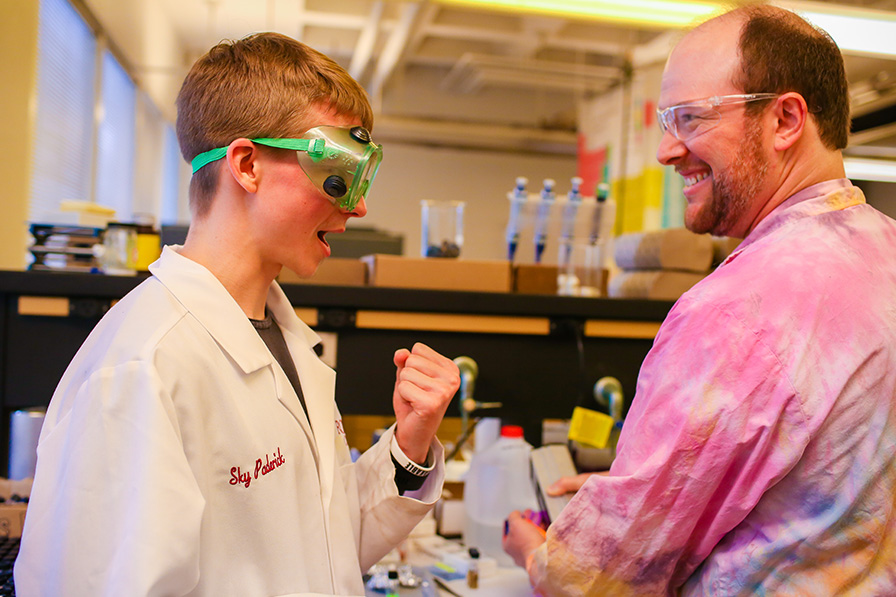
top-left (390, 434), bottom-right (434, 477)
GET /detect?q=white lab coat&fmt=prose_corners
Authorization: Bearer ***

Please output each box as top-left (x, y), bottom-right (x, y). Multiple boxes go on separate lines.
top-left (15, 246), bottom-right (444, 596)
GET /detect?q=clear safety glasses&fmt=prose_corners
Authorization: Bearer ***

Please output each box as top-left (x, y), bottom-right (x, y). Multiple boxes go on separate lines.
top-left (656, 93), bottom-right (779, 141)
top-left (191, 125), bottom-right (383, 212)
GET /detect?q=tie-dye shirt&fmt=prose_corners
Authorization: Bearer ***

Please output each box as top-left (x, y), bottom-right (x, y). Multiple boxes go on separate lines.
top-left (529, 179), bottom-right (896, 596)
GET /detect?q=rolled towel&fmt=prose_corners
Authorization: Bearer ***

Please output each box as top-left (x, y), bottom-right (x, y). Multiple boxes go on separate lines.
top-left (608, 270), bottom-right (707, 300)
top-left (614, 228), bottom-right (714, 273)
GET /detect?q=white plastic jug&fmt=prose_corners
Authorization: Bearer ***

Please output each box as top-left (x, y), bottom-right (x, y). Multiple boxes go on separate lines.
top-left (463, 425), bottom-right (540, 566)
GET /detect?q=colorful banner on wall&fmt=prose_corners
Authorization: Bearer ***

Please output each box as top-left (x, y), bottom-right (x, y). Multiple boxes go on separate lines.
top-left (577, 63), bottom-right (685, 236)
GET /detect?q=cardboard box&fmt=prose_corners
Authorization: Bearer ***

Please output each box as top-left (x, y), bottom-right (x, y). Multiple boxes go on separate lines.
top-left (362, 254), bottom-right (511, 293)
top-left (279, 257), bottom-right (367, 286)
top-left (513, 264), bottom-right (559, 295)
top-left (0, 503), bottom-right (27, 538)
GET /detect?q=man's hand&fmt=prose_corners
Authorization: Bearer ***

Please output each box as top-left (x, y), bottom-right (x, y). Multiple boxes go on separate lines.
top-left (392, 343), bottom-right (459, 463)
top-left (546, 472), bottom-right (604, 496)
top-left (502, 509), bottom-right (547, 569)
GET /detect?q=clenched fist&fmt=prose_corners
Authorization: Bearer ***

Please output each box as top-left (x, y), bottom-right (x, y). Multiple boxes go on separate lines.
top-left (392, 343), bottom-right (460, 463)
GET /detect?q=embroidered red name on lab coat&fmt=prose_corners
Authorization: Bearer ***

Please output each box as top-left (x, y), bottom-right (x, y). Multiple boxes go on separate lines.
top-left (335, 417), bottom-right (349, 448)
top-left (229, 447), bottom-right (286, 488)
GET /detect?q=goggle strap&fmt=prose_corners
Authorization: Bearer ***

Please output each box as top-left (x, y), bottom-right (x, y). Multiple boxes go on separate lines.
top-left (190, 138), bottom-right (327, 174)
top-left (191, 147), bottom-right (228, 173)
top-left (252, 137), bottom-right (326, 156)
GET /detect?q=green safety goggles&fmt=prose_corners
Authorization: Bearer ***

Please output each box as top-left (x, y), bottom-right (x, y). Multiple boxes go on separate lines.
top-left (191, 125), bottom-right (383, 212)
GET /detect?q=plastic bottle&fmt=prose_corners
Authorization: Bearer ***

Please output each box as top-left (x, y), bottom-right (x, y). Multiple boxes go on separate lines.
top-left (463, 425), bottom-right (540, 566)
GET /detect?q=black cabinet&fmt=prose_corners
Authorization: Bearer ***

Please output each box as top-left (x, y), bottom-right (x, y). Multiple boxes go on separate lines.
top-left (0, 270), bottom-right (672, 476)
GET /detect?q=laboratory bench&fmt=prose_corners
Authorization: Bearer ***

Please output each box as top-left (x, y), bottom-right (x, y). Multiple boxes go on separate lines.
top-left (0, 269), bottom-right (674, 476)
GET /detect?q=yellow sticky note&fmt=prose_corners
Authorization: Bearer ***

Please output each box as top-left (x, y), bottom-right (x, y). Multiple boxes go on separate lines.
top-left (568, 406), bottom-right (614, 449)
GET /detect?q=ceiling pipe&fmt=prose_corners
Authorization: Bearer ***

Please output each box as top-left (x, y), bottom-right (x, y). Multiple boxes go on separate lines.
top-left (369, 3), bottom-right (423, 99)
top-left (349, 1), bottom-right (384, 82)
top-left (373, 114), bottom-right (577, 155)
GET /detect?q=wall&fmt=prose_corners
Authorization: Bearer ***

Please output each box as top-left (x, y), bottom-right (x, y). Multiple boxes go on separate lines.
top-left (855, 180), bottom-right (896, 220)
top-left (578, 62), bottom-right (684, 236)
top-left (359, 142), bottom-right (578, 261)
top-left (0, 2), bottom-right (40, 270)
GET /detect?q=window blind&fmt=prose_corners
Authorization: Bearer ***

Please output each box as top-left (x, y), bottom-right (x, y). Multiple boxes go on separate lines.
top-left (134, 90), bottom-right (164, 221)
top-left (29, 0), bottom-right (96, 223)
top-left (95, 49), bottom-right (136, 220)
top-left (161, 124), bottom-right (187, 224)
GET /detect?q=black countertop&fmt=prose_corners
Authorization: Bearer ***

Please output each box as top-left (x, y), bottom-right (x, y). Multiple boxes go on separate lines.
top-left (0, 269), bottom-right (674, 321)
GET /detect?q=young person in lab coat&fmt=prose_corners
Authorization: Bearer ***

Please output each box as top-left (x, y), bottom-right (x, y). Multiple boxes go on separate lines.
top-left (504, 5), bottom-right (896, 595)
top-left (15, 33), bottom-right (460, 596)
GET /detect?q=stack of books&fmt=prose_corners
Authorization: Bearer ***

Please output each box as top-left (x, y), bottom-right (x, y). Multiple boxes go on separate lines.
top-left (28, 223), bottom-right (103, 273)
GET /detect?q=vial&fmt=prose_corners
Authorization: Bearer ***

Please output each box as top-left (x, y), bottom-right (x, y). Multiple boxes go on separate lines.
top-left (467, 547), bottom-right (480, 589)
top-left (386, 569), bottom-right (399, 596)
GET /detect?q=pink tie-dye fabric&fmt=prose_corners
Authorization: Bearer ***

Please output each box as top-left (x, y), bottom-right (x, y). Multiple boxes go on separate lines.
top-left (530, 180), bottom-right (896, 596)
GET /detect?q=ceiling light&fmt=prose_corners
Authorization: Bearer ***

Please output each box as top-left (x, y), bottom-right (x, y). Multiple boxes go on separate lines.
top-left (435, 0), bottom-right (896, 59)
top-left (844, 157), bottom-right (896, 183)
top-left (787, 7), bottom-right (896, 59)
top-left (433, 0), bottom-right (721, 29)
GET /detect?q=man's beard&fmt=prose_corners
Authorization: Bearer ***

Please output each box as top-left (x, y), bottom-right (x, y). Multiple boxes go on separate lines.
top-left (690, 116), bottom-right (768, 236)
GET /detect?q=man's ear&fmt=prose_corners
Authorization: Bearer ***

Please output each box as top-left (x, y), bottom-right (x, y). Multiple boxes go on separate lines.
top-left (772, 92), bottom-right (808, 151)
top-left (225, 138), bottom-right (259, 193)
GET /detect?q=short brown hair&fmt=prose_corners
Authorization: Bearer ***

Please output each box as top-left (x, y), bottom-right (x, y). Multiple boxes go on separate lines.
top-left (732, 4), bottom-right (849, 150)
top-left (175, 33), bottom-right (374, 216)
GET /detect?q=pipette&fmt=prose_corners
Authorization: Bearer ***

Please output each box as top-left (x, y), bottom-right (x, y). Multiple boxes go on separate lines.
top-left (589, 182), bottom-right (610, 245)
top-left (505, 177), bottom-right (528, 261)
top-left (559, 176), bottom-right (583, 268)
top-left (533, 179), bottom-right (555, 264)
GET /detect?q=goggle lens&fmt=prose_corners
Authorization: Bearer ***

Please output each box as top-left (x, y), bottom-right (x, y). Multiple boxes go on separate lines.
top-left (294, 125), bottom-right (382, 211)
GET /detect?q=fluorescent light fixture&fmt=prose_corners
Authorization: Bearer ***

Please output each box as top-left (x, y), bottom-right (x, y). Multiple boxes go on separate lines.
top-left (844, 157), bottom-right (896, 183)
top-left (435, 0), bottom-right (896, 58)
top-left (433, 0), bottom-right (721, 29)
top-left (790, 9), bottom-right (896, 59)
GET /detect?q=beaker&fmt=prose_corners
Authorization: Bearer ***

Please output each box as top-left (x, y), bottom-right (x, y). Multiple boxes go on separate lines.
top-left (421, 200), bottom-right (465, 258)
top-left (558, 241), bottom-right (606, 297)
top-left (101, 222), bottom-right (139, 275)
